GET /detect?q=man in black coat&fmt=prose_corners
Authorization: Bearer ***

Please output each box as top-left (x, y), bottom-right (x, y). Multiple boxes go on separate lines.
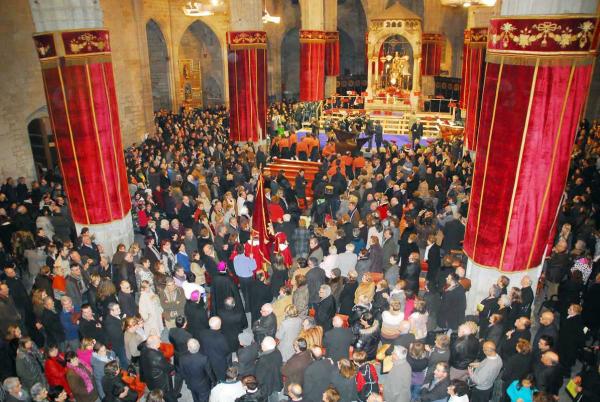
top-left (169, 315), bottom-right (193, 396)
top-left (140, 335), bottom-right (177, 402)
top-left (210, 266), bottom-right (244, 317)
top-left (179, 338), bottom-right (215, 402)
top-left (533, 351), bottom-right (562, 397)
top-left (237, 332), bottom-right (259, 377)
top-left (303, 346), bottom-right (334, 402)
top-left (103, 302), bottom-right (128, 366)
top-left (410, 118), bottom-right (423, 149)
top-left (532, 311), bottom-right (558, 355)
top-left (420, 362), bottom-right (451, 402)
top-left (314, 285), bottom-right (336, 331)
top-left (424, 235), bottom-right (441, 288)
top-left (323, 316), bottom-right (353, 362)
top-left (252, 303), bottom-right (277, 344)
top-left (184, 292), bottom-right (209, 340)
top-left (79, 303), bottom-right (105, 344)
top-left (198, 317), bottom-right (230, 381)
top-left (219, 297), bottom-right (247, 353)
top-left (558, 304), bottom-right (585, 376)
top-left (441, 216), bottom-right (465, 253)
top-left (41, 297), bottom-right (64, 347)
top-left (438, 273), bottom-right (466, 331)
top-left (255, 336), bottom-right (283, 401)
top-left (305, 257), bottom-right (327, 308)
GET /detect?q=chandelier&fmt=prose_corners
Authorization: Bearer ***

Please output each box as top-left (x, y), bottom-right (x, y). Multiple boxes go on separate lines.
top-left (440, 0), bottom-right (496, 7)
top-left (262, 8), bottom-right (281, 24)
top-left (182, 0), bottom-right (225, 16)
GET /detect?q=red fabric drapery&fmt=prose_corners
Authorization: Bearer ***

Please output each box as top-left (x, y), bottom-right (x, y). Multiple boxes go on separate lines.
top-left (459, 31), bottom-right (469, 109)
top-left (34, 30), bottom-right (131, 225)
top-left (463, 45), bottom-right (485, 151)
top-left (227, 31), bottom-right (268, 142)
top-left (300, 30), bottom-right (326, 101)
top-left (251, 175), bottom-right (272, 273)
top-left (325, 31), bottom-right (340, 77)
top-left (459, 28), bottom-right (487, 112)
top-left (463, 16), bottom-right (598, 272)
top-left (421, 33), bottom-right (443, 76)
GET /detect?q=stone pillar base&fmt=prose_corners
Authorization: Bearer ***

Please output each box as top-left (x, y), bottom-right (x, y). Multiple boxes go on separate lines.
top-left (77, 212), bottom-right (134, 257)
top-left (325, 76), bottom-right (337, 98)
top-left (465, 258), bottom-right (542, 315)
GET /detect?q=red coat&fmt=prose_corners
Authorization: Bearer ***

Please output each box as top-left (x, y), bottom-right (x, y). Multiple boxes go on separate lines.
top-left (45, 356), bottom-right (72, 396)
top-left (268, 203), bottom-right (285, 223)
top-left (273, 232), bottom-right (293, 267)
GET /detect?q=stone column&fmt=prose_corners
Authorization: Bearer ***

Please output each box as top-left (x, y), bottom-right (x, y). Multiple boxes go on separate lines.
top-left (463, 0), bottom-right (599, 312)
top-left (30, 0), bottom-right (133, 256)
top-left (299, 0), bottom-right (326, 101)
top-left (228, 0), bottom-right (267, 141)
top-left (324, 0), bottom-right (338, 98)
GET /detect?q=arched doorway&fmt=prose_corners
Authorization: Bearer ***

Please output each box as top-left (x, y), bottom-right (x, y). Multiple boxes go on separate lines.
top-left (146, 20), bottom-right (172, 111)
top-left (179, 21), bottom-right (224, 107)
top-left (338, 0), bottom-right (367, 75)
top-left (281, 28), bottom-right (300, 100)
top-left (27, 116), bottom-right (56, 179)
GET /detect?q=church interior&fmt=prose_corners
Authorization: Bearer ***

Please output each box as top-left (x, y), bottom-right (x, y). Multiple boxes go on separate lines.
top-left (1, 0), bottom-right (600, 401)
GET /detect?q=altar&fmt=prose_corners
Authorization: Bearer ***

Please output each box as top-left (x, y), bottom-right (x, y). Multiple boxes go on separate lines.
top-left (365, 3), bottom-right (423, 113)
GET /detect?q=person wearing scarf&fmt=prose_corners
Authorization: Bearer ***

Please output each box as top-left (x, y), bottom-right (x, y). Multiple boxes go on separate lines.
top-left (65, 351), bottom-right (99, 402)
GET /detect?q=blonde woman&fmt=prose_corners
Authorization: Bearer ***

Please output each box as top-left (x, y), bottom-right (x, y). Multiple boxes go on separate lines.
top-left (138, 280), bottom-right (164, 337)
top-left (276, 304), bottom-right (303, 362)
top-left (123, 317), bottom-right (145, 362)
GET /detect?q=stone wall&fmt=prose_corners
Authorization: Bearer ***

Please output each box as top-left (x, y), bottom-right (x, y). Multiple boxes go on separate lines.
top-left (147, 19), bottom-right (172, 110)
top-left (0, 0), bottom-right (46, 180)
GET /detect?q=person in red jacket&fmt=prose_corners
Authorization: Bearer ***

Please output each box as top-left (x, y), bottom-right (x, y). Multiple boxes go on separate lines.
top-left (44, 345), bottom-right (72, 397)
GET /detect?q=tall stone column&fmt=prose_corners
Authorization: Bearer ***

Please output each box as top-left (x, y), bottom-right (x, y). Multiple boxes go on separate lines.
top-left (421, 33), bottom-right (444, 76)
top-left (299, 0), bottom-right (326, 101)
top-left (324, 0), bottom-right (338, 98)
top-left (228, 0), bottom-right (267, 142)
top-left (463, 0), bottom-right (599, 312)
top-left (30, 0), bottom-right (133, 256)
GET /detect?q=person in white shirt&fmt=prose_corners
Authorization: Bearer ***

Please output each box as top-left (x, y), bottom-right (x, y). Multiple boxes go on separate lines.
top-left (320, 246), bottom-right (339, 277)
top-left (209, 366), bottom-right (245, 402)
top-left (447, 379), bottom-right (470, 402)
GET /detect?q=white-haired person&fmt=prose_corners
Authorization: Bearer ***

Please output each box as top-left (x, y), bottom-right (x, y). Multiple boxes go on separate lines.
top-left (255, 337), bottom-right (283, 402)
top-left (179, 338), bottom-right (216, 402)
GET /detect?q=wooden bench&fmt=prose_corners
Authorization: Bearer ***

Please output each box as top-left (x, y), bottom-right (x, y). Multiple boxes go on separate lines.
top-left (264, 159), bottom-right (321, 206)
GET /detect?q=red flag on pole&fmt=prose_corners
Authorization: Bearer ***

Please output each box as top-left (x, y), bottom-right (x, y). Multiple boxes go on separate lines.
top-left (251, 174), bottom-right (272, 275)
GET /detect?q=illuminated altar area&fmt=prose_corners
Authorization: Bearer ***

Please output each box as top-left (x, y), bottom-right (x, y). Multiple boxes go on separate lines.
top-left (365, 3), bottom-right (422, 112)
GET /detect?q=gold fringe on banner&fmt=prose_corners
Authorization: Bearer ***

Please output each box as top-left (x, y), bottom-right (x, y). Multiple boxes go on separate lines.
top-left (486, 52), bottom-right (595, 67)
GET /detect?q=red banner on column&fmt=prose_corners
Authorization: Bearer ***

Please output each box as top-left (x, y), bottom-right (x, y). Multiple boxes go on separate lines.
top-left (462, 28), bottom-right (488, 151)
top-left (421, 33), bottom-right (443, 76)
top-left (463, 16), bottom-right (598, 272)
top-left (300, 30), bottom-right (326, 101)
top-left (33, 30), bottom-right (131, 225)
top-left (227, 31), bottom-right (268, 142)
top-left (325, 31), bottom-right (340, 77)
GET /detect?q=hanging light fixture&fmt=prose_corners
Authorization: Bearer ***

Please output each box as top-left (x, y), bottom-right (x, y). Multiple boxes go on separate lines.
top-left (182, 1), bottom-right (225, 16)
top-left (262, 8), bottom-right (281, 24)
top-left (439, 0), bottom-right (496, 7)
top-left (262, 0), bottom-right (281, 24)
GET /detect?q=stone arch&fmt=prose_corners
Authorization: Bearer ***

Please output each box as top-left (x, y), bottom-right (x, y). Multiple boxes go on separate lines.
top-left (26, 115), bottom-right (55, 179)
top-left (178, 20), bottom-right (224, 106)
top-left (281, 28), bottom-right (300, 99)
top-left (146, 19), bottom-right (172, 111)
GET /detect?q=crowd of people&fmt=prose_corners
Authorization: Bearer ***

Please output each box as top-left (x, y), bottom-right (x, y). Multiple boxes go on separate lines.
top-left (0, 104), bottom-right (598, 402)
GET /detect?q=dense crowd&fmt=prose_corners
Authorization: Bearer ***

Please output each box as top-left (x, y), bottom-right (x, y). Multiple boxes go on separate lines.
top-left (0, 105), bottom-right (598, 402)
